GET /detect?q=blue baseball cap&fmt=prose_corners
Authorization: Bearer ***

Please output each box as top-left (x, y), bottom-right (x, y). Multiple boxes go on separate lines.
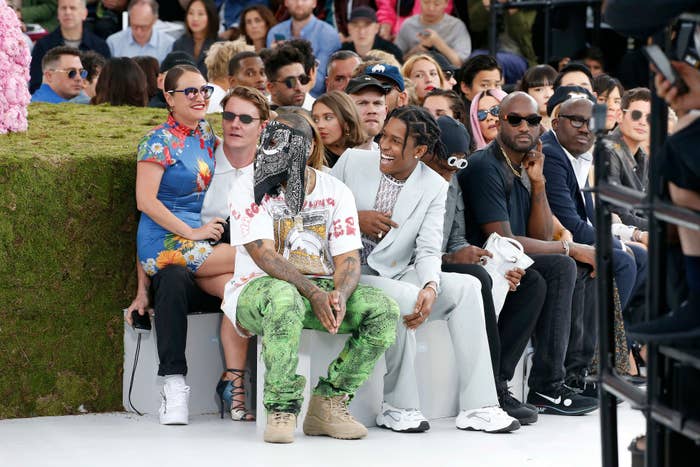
top-left (364, 63), bottom-right (405, 92)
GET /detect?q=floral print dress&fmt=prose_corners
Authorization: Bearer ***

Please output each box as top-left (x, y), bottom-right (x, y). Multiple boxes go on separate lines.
top-left (136, 115), bottom-right (218, 277)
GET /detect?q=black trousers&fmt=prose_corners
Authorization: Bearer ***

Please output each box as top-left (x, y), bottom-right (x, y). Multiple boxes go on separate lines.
top-left (442, 262), bottom-right (545, 388)
top-left (565, 264), bottom-right (597, 377)
top-left (150, 265), bottom-right (220, 376)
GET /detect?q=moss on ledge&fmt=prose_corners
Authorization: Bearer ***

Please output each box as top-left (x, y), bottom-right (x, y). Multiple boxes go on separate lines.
top-left (0, 103), bottom-right (222, 418)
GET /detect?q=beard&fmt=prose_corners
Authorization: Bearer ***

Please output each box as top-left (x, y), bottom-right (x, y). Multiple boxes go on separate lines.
top-left (290, 8), bottom-right (313, 21)
top-left (500, 131), bottom-right (536, 154)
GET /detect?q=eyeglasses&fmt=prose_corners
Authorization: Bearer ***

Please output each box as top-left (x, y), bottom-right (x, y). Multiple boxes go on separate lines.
top-left (50, 68), bottom-right (88, 79)
top-left (623, 109), bottom-right (651, 124)
top-left (167, 85), bottom-right (214, 100)
top-left (444, 70), bottom-right (454, 80)
top-left (222, 111), bottom-right (260, 124)
top-left (502, 114), bottom-right (542, 127)
top-left (559, 114), bottom-right (592, 130)
top-left (477, 105), bottom-right (500, 121)
top-left (447, 156), bottom-right (468, 169)
top-left (274, 74), bottom-right (311, 89)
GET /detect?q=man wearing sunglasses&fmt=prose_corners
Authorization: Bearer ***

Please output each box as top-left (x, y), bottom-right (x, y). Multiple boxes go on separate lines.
top-left (601, 87), bottom-right (652, 230)
top-left (460, 92), bottom-right (600, 416)
top-left (265, 45), bottom-right (312, 109)
top-left (32, 45), bottom-right (87, 104)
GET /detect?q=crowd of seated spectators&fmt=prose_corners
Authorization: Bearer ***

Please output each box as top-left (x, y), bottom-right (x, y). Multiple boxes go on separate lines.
top-left (14, 0), bottom-right (695, 447)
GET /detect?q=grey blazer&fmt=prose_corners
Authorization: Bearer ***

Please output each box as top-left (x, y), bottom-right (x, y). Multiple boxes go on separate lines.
top-left (331, 149), bottom-right (448, 289)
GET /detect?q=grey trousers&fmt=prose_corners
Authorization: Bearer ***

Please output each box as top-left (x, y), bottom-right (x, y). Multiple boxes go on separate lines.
top-left (360, 269), bottom-right (498, 411)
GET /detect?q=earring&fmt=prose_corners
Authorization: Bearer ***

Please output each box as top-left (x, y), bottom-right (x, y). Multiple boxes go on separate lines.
top-left (414, 155), bottom-right (419, 159)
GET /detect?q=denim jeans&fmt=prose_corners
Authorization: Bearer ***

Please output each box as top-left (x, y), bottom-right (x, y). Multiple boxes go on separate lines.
top-left (565, 264), bottom-right (597, 377)
top-left (527, 254), bottom-right (577, 393)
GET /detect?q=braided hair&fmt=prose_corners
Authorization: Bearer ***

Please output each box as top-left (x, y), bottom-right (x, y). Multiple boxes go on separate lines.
top-left (385, 105), bottom-right (448, 161)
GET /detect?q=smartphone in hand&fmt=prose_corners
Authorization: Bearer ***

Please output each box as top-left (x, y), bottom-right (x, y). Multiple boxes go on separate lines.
top-left (644, 44), bottom-right (689, 95)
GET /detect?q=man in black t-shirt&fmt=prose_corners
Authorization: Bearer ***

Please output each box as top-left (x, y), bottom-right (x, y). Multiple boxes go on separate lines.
top-left (459, 92), bottom-right (599, 415)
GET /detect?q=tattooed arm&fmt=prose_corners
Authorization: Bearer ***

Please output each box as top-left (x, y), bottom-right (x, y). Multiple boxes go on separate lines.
top-left (329, 250), bottom-right (361, 327)
top-left (244, 239), bottom-right (339, 333)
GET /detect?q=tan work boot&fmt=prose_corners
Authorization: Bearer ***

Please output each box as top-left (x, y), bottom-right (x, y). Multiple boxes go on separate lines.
top-left (263, 412), bottom-right (296, 444)
top-left (303, 394), bottom-right (368, 439)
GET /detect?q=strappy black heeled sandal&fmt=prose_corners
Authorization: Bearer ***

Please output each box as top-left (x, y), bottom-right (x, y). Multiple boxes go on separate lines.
top-left (215, 368), bottom-right (255, 421)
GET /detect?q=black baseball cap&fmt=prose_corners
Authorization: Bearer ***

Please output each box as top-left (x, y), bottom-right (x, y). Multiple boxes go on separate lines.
top-left (349, 6), bottom-right (377, 23)
top-left (437, 116), bottom-right (470, 156)
top-left (160, 51), bottom-right (197, 73)
top-left (345, 75), bottom-right (390, 95)
top-left (546, 85), bottom-right (595, 117)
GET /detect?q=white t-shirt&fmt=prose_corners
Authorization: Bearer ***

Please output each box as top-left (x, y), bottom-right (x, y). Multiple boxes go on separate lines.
top-left (221, 168), bottom-right (362, 330)
top-left (201, 143), bottom-right (254, 223)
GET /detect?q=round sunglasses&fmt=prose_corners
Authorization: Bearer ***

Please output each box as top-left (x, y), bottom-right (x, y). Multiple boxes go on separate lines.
top-left (167, 85), bottom-right (214, 100)
top-left (274, 74), bottom-right (311, 89)
top-left (623, 109), bottom-right (651, 125)
top-left (477, 105), bottom-right (500, 121)
top-left (447, 156), bottom-right (468, 169)
top-left (502, 114), bottom-right (542, 127)
top-left (222, 111), bottom-right (261, 124)
top-left (50, 68), bottom-right (88, 79)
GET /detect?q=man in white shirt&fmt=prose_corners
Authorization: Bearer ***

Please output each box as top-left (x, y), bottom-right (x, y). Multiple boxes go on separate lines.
top-left (106, 0), bottom-right (174, 63)
top-left (126, 86), bottom-right (270, 426)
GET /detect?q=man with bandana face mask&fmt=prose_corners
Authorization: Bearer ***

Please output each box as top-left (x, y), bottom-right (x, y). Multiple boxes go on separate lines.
top-left (222, 113), bottom-right (400, 444)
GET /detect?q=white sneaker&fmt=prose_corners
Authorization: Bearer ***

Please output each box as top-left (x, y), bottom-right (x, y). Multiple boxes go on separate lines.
top-left (376, 401), bottom-right (430, 432)
top-left (159, 378), bottom-right (190, 425)
top-left (456, 406), bottom-right (520, 433)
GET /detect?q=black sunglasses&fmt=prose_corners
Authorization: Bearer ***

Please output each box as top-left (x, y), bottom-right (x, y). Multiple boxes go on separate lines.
top-left (477, 105), bottom-right (500, 121)
top-left (167, 85), bottom-right (214, 100)
top-left (623, 109), bottom-right (651, 124)
top-left (444, 70), bottom-right (454, 80)
top-left (222, 111), bottom-right (260, 124)
top-left (502, 114), bottom-right (542, 127)
top-left (50, 67), bottom-right (88, 79)
top-left (275, 74), bottom-right (311, 89)
top-left (559, 114), bottom-right (592, 130)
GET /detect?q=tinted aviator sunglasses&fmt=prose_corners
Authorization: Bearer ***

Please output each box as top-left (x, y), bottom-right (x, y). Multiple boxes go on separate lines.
top-left (167, 85), bottom-right (214, 100)
top-left (222, 111), bottom-right (260, 124)
top-left (502, 114), bottom-right (542, 127)
top-left (275, 74), bottom-right (311, 89)
top-left (623, 109), bottom-right (651, 124)
top-left (50, 68), bottom-right (88, 79)
top-left (477, 105), bottom-right (500, 121)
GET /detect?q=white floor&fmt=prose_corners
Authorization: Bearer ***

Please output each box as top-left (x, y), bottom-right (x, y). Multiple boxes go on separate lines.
top-left (0, 404), bottom-right (644, 467)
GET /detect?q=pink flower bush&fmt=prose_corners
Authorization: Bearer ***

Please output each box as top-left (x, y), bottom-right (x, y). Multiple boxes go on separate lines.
top-left (0, 0), bottom-right (31, 134)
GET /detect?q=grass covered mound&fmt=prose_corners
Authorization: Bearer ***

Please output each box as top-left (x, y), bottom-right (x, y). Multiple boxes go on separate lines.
top-left (0, 103), bottom-right (222, 419)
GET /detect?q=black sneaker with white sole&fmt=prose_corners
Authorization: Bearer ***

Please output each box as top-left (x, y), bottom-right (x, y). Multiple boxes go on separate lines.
top-left (526, 384), bottom-right (598, 415)
top-left (497, 384), bottom-right (538, 425)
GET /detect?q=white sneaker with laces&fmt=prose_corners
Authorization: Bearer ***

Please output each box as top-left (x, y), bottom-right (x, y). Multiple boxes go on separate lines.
top-left (456, 406), bottom-right (520, 433)
top-left (376, 401), bottom-right (430, 432)
top-left (159, 377), bottom-right (190, 425)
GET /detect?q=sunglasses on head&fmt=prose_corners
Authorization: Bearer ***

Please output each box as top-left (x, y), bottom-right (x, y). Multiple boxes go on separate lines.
top-left (222, 111), bottom-right (260, 124)
top-left (559, 114), bottom-right (592, 130)
top-left (50, 68), bottom-right (88, 79)
top-left (167, 85), bottom-right (214, 100)
top-left (447, 156), bottom-right (468, 169)
top-left (623, 109), bottom-right (651, 124)
top-left (275, 74), bottom-right (311, 89)
top-left (477, 105), bottom-right (500, 121)
top-left (502, 114), bottom-right (542, 127)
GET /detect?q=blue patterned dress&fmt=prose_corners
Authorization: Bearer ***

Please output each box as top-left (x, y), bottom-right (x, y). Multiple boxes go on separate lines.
top-left (136, 115), bottom-right (219, 277)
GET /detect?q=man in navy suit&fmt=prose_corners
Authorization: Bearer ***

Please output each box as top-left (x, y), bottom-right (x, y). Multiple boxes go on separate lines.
top-left (542, 92), bottom-right (648, 359)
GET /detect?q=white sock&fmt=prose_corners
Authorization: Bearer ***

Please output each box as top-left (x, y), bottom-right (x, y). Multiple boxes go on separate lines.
top-left (164, 374), bottom-right (186, 387)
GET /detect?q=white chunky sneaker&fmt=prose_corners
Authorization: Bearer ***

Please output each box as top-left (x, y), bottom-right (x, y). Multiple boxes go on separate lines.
top-left (159, 377), bottom-right (190, 425)
top-left (455, 406), bottom-right (520, 433)
top-left (376, 401), bottom-right (430, 433)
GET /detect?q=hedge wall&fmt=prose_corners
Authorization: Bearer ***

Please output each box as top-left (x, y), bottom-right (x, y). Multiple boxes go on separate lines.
top-left (0, 103), bottom-right (222, 419)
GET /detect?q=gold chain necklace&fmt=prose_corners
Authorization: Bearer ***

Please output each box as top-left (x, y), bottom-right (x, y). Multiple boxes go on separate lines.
top-left (499, 145), bottom-right (522, 178)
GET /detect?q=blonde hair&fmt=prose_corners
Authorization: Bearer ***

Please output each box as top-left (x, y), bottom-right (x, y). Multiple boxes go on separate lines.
top-left (401, 54), bottom-right (446, 88)
top-left (365, 49), bottom-right (401, 69)
top-left (204, 41), bottom-right (254, 82)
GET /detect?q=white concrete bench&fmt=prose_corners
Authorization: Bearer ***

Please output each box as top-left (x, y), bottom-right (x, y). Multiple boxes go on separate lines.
top-left (122, 312), bottom-right (227, 416)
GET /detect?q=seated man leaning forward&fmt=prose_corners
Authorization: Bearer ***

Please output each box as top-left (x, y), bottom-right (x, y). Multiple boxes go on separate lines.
top-left (222, 112), bottom-right (400, 444)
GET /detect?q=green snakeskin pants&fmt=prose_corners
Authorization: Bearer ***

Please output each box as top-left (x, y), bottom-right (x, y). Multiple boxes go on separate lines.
top-left (236, 277), bottom-right (400, 414)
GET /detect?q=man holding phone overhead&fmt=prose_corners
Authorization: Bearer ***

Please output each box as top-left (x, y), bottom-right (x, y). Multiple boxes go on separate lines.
top-left (459, 92), bottom-right (599, 415)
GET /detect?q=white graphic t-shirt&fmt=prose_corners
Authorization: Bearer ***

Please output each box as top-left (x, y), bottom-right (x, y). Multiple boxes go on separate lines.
top-left (221, 168), bottom-right (362, 332)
